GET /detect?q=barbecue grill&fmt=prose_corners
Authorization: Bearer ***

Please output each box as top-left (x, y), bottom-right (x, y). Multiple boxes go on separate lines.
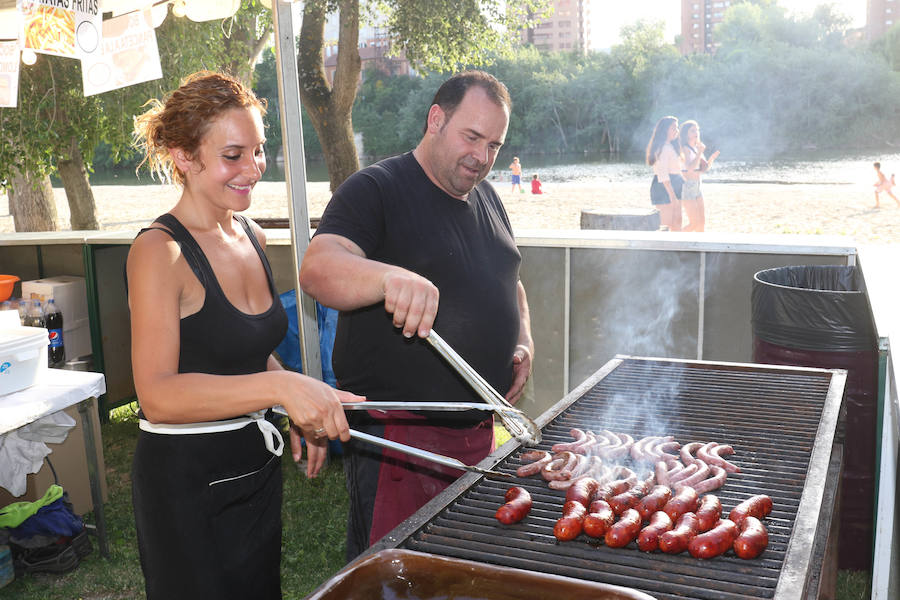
top-left (365, 356), bottom-right (846, 600)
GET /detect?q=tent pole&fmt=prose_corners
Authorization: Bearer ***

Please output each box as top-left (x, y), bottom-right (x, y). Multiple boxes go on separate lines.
top-left (272, 1), bottom-right (322, 380)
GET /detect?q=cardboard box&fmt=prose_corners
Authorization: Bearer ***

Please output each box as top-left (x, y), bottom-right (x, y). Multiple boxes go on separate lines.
top-left (21, 276), bottom-right (92, 362)
top-left (0, 403), bottom-right (107, 517)
top-left (21, 276), bottom-right (88, 324)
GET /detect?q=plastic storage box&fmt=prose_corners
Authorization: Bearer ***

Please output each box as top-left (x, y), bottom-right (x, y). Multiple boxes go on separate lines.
top-left (0, 327), bottom-right (49, 396)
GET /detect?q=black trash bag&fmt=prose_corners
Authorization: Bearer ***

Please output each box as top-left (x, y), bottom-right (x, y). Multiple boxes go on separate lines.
top-left (751, 265), bottom-right (876, 352)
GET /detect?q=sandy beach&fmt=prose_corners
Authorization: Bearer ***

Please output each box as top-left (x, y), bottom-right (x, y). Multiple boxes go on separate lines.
top-left (1, 179), bottom-right (899, 244)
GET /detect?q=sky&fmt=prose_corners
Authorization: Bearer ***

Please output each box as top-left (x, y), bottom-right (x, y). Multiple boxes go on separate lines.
top-left (592, 0), bottom-right (869, 49)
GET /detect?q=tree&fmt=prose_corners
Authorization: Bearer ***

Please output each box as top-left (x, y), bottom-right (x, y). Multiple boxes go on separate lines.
top-left (295, 0), bottom-right (552, 191)
top-left (0, 2), bottom-right (273, 233)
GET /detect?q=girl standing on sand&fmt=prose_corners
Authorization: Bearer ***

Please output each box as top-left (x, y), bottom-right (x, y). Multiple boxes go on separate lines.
top-left (647, 116), bottom-right (683, 231)
top-left (679, 120), bottom-right (720, 232)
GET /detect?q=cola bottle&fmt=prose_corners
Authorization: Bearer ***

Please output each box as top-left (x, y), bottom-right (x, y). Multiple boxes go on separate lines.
top-left (45, 299), bottom-right (65, 367)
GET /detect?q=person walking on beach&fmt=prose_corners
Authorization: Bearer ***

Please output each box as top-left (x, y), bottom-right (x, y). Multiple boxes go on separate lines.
top-left (510, 156), bottom-right (524, 193)
top-left (127, 71), bottom-right (360, 599)
top-left (872, 161), bottom-right (899, 208)
top-left (647, 116), bottom-right (683, 231)
top-left (531, 173), bottom-right (543, 194)
top-left (679, 120), bottom-right (719, 232)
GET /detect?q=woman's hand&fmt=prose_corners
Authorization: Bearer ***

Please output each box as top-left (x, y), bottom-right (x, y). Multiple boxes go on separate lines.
top-left (282, 374), bottom-right (364, 477)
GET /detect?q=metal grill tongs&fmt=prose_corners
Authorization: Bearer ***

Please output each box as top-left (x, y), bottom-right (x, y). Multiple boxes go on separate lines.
top-left (271, 404), bottom-right (512, 479)
top-left (425, 330), bottom-right (541, 446)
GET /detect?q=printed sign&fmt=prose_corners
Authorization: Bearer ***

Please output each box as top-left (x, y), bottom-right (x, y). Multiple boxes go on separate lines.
top-left (0, 41), bottom-right (21, 108)
top-left (18, 0), bottom-right (102, 59)
top-left (81, 9), bottom-right (162, 97)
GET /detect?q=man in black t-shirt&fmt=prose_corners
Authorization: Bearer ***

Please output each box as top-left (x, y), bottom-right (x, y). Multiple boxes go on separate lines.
top-left (300, 71), bottom-right (534, 560)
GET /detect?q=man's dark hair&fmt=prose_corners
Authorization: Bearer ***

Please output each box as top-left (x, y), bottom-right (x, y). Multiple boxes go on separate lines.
top-left (422, 70), bottom-right (512, 134)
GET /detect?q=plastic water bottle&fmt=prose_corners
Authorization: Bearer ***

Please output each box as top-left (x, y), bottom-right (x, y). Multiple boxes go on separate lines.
top-left (45, 298), bottom-right (65, 367)
top-left (24, 299), bottom-right (45, 328)
top-left (17, 299), bottom-right (29, 325)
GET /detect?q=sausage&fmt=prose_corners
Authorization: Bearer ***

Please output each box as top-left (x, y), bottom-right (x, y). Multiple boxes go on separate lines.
top-left (608, 474), bottom-right (655, 516)
top-left (495, 487), bottom-right (532, 525)
top-left (604, 508), bottom-right (642, 548)
top-left (688, 519), bottom-right (739, 559)
top-left (733, 516), bottom-right (769, 559)
top-left (637, 511), bottom-right (674, 552)
top-left (662, 485), bottom-right (699, 522)
top-left (583, 499), bottom-right (616, 538)
top-left (551, 428), bottom-right (588, 453)
top-left (695, 494), bottom-right (722, 532)
top-left (542, 451), bottom-right (578, 481)
top-left (692, 465), bottom-right (729, 494)
top-left (516, 450), bottom-right (552, 477)
top-left (554, 500), bottom-right (587, 541)
top-left (637, 485), bottom-right (672, 521)
top-left (658, 512), bottom-right (700, 554)
top-left (728, 494), bottom-right (773, 527)
top-left (565, 477), bottom-right (599, 508)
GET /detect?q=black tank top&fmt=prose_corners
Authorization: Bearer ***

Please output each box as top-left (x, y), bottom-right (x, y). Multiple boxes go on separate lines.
top-left (136, 213), bottom-right (288, 377)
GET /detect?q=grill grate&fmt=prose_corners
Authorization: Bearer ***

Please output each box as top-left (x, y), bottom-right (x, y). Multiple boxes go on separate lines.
top-left (381, 357), bottom-right (844, 600)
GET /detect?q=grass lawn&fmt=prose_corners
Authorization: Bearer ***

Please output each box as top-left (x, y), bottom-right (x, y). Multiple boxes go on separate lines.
top-left (2, 406), bottom-right (873, 599)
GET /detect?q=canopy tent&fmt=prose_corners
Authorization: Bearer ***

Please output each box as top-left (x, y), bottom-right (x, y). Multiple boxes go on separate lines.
top-left (0, 0), bottom-right (322, 379)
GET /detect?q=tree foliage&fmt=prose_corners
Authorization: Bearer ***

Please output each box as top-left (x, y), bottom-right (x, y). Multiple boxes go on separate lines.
top-left (295, 0), bottom-right (552, 191)
top-left (342, 4), bottom-right (900, 159)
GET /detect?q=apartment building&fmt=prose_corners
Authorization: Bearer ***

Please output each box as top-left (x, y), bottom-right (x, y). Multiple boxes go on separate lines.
top-left (520, 0), bottom-right (593, 53)
top-left (868, 0), bottom-right (898, 40)
top-left (322, 27), bottom-right (415, 87)
top-left (681, 0), bottom-right (732, 54)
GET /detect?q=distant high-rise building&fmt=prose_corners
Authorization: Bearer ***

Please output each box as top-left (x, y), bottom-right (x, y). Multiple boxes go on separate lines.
top-left (520, 0), bottom-right (593, 53)
top-left (867, 0), bottom-right (898, 40)
top-left (681, 0), bottom-right (732, 54)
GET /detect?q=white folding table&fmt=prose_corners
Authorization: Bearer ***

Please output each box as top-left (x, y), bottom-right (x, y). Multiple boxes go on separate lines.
top-left (0, 369), bottom-right (108, 556)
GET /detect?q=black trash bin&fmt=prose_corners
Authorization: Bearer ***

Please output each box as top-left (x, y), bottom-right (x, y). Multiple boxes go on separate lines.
top-left (751, 265), bottom-right (877, 571)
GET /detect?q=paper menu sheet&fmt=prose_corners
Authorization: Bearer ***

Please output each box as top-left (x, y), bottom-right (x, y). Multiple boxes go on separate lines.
top-left (80, 8), bottom-right (162, 97)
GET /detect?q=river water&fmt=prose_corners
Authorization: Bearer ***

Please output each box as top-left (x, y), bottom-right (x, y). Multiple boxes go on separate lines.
top-left (88, 150), bottom-right (900, 186)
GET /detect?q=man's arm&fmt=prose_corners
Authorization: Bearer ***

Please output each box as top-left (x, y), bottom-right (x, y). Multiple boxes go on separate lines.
top-left (300, 233), bottom-right (440, 339)
top-left (506, 280), bottom-right (533, 404)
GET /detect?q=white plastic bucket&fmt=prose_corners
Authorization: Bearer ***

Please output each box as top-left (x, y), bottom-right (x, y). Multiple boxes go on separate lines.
top-left (0, 326), bottom-right (49, 396)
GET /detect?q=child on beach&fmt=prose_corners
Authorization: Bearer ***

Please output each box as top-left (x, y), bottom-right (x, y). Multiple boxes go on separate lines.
top-left (679, 120), bottom-right (719, 232)
top-left (873, 162), bottom-right (899, 208)
top-left (510, 157), bottom-right (524, 193)
top-left (531, 174), bottom-right (543, 194)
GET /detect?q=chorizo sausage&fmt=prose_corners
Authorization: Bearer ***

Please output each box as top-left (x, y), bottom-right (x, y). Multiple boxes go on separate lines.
top-left (658, 512), bottom-right (700, 554)
top-left (583, 499), bottom-right (615, 538)
top-left (733, 516), bottom-right (769, 559)
top-left (637, 485), bottom-right (672, 521)
top-left (554, 500), bottom-right (587, 541)
top-left (604, 508), bottom-right (642, 548)
top-left (637, 511), bottom-right (674, 552)
top-left (688, 519), bottom-right (739, 559)
top-left (565, 477), bottom-right (599, 508)
top-left (695, 494), bottom-right (722, 532)
top-left (495, 486), bottom-right (532, 525)
top-left (728, 494), bottom-right (773, 527)
top-left (663, 485), bottom-right (699, 522)
top-left (608, 473), bottom-right (654, 516)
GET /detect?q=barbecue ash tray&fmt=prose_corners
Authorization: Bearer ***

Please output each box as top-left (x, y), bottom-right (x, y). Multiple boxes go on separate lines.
top-left (306, 548), bottom-right (656, 600)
